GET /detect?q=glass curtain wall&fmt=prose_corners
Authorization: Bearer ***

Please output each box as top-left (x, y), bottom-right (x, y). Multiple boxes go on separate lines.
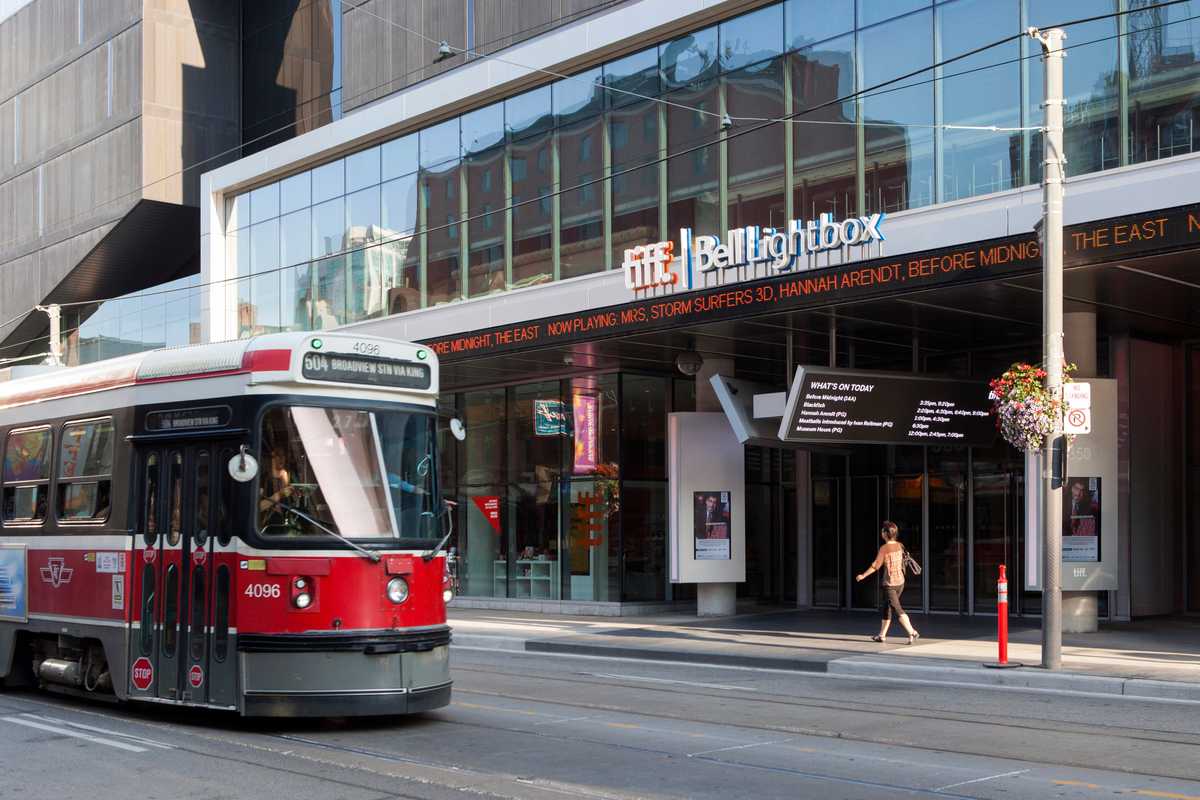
top-left (723, 5), bottom-right (787, 231)
top-left (1027, 0), bottom-right (1121, 179)
top-left (508, 86), bottom-right (556, 288)
top-left (607, 49), bottom-right (662, 267)
top-left (444, 373), bottom-right (670, 603)
top-left (219, 0), bottom-right (1197, 344)
top-left (664, 25), bottom-right (722, 242)
top-left (464, 103), bottom-right (507, 297)
top-left (1127, 0), bottom-right (1200, 164)
top-left (557, 69), bottom-right (607, 280)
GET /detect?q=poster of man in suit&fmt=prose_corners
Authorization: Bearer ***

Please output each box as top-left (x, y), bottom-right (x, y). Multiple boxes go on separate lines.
top-left (1063, 476), bottom-right (1101, 562)
top-left (694, 491), bottom-right (731, 560)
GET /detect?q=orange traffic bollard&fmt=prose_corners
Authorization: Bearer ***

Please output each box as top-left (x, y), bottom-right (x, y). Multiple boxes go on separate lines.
top-left (984, 564), bottom-right (1021, 669)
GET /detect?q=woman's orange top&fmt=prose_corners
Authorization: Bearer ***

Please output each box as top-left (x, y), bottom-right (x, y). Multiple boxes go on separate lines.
top-left (871, 542), bottom-right (905, 586)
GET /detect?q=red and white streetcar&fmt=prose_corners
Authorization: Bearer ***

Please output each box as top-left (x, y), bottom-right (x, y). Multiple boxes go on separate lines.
top-left (0, 332), bottom-right (454, 716)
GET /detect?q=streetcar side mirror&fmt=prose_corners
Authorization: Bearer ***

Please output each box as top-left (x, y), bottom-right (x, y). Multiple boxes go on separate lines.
top-left (228, 445), bottom-right (259, 483)
top-left (449, 418), bottom-right (466, 442)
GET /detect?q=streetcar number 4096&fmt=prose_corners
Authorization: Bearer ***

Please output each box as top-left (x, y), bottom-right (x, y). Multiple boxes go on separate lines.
top-left (244, 583), bottom-right (281, 599)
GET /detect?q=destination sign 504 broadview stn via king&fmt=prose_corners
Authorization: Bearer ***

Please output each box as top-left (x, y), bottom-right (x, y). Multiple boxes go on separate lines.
top-left (622, 211), bottom-right (886, 293)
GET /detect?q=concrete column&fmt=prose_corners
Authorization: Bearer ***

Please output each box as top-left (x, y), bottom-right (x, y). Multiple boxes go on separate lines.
top-left (1063, 311), bottom-right (1099, 633)
top-left (696, 354), bottom-right (738, 616)
top-left (698, 582), bottom-right (737, 616)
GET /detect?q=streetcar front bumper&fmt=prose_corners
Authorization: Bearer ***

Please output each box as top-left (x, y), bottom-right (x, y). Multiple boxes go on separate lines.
top-left (236, 627), bottom-right (451, 717)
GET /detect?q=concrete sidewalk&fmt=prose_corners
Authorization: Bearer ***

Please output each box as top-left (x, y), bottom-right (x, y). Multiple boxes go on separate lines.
top-left (448, 606), bottom-right (1200, 702)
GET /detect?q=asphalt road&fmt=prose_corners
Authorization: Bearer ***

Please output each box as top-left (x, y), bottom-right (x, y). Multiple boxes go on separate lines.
top-left (2, 645), bottom-right (1200, 799)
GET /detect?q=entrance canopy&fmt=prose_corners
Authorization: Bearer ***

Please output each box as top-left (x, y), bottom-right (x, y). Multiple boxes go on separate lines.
top-left (432, 203), bottom-right (1200, 392)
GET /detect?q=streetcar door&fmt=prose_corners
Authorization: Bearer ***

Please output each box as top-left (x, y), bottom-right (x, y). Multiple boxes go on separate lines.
top-left (129, 448), bottom-right (164, 701)
top-left (155, 449), bottom-right (187, 701)
top-left (183, 446), bottom-right (238, 708)
top-left (205, 446), bottom-right (238, 708)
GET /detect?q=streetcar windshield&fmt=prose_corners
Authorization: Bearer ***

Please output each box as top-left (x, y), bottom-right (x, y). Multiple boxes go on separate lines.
top-left (259, 406), bottom-right (437, 541)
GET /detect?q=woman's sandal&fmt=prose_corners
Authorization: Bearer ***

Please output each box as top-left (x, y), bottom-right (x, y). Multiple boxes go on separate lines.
top-left (871, 635), bottom-right (886, 643)
top-left (907, 632), bottom-right (921, 645)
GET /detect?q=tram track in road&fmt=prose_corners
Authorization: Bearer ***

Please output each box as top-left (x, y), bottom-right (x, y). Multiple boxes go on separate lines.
top-left (445, 660), bottom-right (1200, 782)
top-left (449, 661), bottom-right (1200, 747)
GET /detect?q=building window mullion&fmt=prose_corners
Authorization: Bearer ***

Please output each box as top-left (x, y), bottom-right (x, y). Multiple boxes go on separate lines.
top-left (552, 129), bottom-right (562, 281)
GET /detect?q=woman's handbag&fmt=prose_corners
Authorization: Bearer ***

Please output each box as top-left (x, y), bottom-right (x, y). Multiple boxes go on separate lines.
top-left (902, 547), bottom-right (923, 576)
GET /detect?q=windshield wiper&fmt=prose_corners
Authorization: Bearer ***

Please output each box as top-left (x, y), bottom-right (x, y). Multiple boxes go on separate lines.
top-left (272, 501), bottom-right (381, 562)
top-left (421, 499), bottom-right (457, 562)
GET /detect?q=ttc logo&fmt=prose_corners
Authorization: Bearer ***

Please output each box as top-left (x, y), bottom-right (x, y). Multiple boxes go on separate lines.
top-left (39, 557), bottom-right (74, 588)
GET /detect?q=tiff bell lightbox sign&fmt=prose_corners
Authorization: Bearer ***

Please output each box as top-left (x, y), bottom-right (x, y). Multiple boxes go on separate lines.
top-left (778, 367), bottom-right (995, 447)
top-left (622, 212), bottom-right (886, 293)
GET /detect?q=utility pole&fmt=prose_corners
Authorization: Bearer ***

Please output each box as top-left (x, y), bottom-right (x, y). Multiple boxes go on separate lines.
top-left (35, 304), bottom-right (63, 367)
top-left (1030, 27), bottom-right (1066, 671)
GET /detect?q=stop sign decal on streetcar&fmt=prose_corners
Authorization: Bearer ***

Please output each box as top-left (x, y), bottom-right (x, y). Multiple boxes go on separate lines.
top-left (188, 664), bottom-right (204, 689)
top-left (131, 657), bottom-right (154, 691)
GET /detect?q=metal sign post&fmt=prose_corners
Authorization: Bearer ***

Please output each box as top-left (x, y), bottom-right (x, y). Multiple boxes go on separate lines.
top-left (1030, 26), bottom-right (1067, 671)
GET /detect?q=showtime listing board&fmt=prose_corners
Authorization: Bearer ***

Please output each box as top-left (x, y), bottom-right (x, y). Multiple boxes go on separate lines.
top-left (779, 367), bottom-right (995, 447)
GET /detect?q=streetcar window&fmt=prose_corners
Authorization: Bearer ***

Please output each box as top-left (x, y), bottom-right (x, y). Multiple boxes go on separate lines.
top-left (258, 406), bottom-right (437, 540)
top-left (163, 564), bottom-right (179, 657)
top-left (56, 419), bottom-right (114, 523)
top-left (167, 452), bottom-right (183, 547)
top-left (3, 426), bottom-right (52, 524)
top-left (140, 564), bottom-right (155, 656)
top-left (190, 565), bottom-right (205, 662)
top-left (216, 448), bottom-right (233, 546)
top-left (214, 566), bottom-right (230, 662)
top-left (143, 453), bottom-right (160, 546)
top-left (194, 451), bottom-right (210, 547)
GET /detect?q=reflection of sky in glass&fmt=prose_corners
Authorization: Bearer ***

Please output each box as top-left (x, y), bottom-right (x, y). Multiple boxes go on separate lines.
top-left (1027, 0), bottom-right (1118, 110)
top-left (382, 135), bottom-right (418, 181)
top-left (554, 68), bottom-right (603, 125)
top-left (860, 9), bottom-right (933, 125)
top-left (346, 146), bottom-right (380, 193)
top-left (719, 4), bottom-right (783, 72)
top-left (939, 0), bottom-right (1019, 126)
top-left (506, 85), bottom-right (553, 139)
top-left (786, 0), bottom-right (854, 50)
top-left (420, 118), bottom-right (462, 168)
top-left (858, 0), bottom-right (930, 29)
top-left (461, 103), bottom-right (505, 154)
top-left (603, 47), bottom-right (659, 108)
top-left (661, 26), bottom-right (717, 87)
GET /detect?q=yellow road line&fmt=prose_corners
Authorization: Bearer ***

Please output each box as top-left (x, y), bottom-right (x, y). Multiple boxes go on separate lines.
top-left (1052, 779), bottom-right (1200, 800)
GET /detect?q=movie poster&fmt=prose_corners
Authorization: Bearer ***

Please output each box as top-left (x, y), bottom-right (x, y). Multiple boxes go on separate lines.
top-left (1063, 476), bottom-right (1101, 562)
top-left (693, 491), bottom-right (731, 560)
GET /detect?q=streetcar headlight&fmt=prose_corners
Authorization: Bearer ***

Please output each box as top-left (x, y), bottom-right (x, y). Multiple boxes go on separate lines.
top-left (386, 577), bottom-right (410, 604)
top-left (291, 576), bottom-right (314, 609)
top-left (443, 586), bottom-right (454, 604)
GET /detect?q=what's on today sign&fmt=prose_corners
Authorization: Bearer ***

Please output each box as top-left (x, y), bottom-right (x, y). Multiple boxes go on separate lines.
top-left (622, 212), bottom-right (886, 293)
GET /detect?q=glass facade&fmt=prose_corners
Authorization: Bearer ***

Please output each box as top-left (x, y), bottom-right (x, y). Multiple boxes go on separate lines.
top-left (218, 0), bottom-right (1200, 341)
top-left (441, 373), bottom-right (679, 603)
top-left (59, 274), bottom-right (203, 367)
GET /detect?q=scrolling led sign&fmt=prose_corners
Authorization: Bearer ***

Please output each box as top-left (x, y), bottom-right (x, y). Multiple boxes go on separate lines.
top-left (778, 367), bottom-right (995, 447)
top-left (302, 352), bottom-right (431, 390)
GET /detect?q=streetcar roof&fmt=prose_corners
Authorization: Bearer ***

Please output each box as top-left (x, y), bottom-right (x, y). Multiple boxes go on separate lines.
top-left (0, 332), bottom-right (437, 412)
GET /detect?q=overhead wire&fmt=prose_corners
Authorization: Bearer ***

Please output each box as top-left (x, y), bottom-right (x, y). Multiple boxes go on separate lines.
top-left (1, 1), bottom-right (1195, 349)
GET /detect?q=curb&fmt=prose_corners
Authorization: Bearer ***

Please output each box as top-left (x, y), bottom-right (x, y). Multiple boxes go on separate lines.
top-left (450, 633), bottom-right (1200, 703)
top-left (452, 633), bottom-right (530, 651)
top-left (525, 640), bottom-right (833, 672)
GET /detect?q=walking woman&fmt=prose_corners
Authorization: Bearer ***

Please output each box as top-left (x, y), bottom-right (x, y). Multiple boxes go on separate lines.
top-left (855, 520), bottom-right (920, 644)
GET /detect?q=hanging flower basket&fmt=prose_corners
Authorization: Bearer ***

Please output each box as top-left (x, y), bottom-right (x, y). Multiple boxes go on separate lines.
top-left (988, 362), bottom-right (1070, 452)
